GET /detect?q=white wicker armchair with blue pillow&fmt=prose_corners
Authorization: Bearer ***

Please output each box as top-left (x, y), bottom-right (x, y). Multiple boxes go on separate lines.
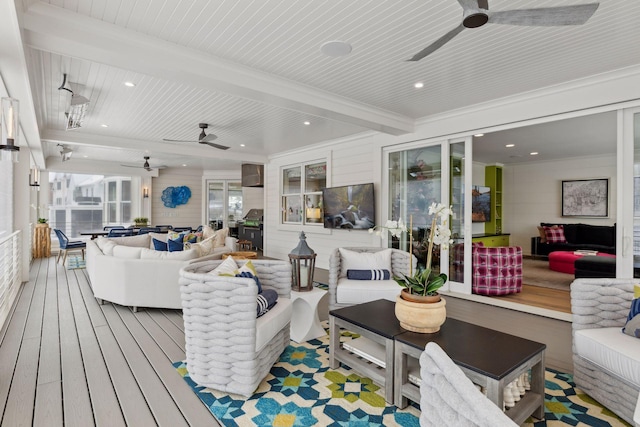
top-left (179, 259), bottom-right (293, 397)
top-left (328, 247), bottom-right (417, 310)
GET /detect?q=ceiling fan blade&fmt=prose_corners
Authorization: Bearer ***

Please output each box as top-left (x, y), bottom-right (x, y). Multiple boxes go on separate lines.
top-left (200, 133), bottom-right (218, 142)
top-left (407, 24), bottom-right (465, 61)
top-left (488, 3), bottom-right (599, 27)
top-left (200, 141), bottom-right (230, 150)
top-left (120, 164), bottom-right (141, 168)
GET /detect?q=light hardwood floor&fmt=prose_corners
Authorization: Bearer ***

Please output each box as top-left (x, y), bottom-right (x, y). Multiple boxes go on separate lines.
top-left (0, 257), bottom-right (220, 427)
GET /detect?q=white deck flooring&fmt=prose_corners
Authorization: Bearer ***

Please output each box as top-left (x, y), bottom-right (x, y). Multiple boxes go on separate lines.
top-left (0, 257), bottom-right (221, 426)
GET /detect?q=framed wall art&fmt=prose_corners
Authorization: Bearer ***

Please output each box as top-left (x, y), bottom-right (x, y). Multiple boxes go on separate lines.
top-left (561, 178), bottom-right (608, 217)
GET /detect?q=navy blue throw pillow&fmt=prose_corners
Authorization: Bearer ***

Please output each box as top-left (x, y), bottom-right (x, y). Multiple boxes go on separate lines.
top-left (167, 237), bottom-right (184, 252)
top-left (347, 269), bottom-right (391, 280)
top-left (257, 289), bottom-right (278, 317)
top-left (236, 271), bottom-right (263, 293)
top-left (152, 238), bottom-right (168, 251)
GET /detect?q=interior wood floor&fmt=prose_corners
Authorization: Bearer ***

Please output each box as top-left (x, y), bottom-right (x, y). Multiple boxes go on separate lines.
top-left (0, 257), bottom-right (220, 427)
top-left (494, 284), bottom-right (571, 314)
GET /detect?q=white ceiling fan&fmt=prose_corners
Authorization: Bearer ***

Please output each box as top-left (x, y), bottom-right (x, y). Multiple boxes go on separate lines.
top-left (162, 123), bottom-right (230, 150)
top-left (121, 156), bottom-right (167, 172)
top-left (408, 0), bottom-right (600, 61)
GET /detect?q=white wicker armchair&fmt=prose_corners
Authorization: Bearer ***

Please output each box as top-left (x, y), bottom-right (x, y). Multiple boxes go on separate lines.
top-left (179, 259), bottom-right (293, 397)
top-left (420, 342), bottom-right (517, 427)
top-left (571, 278), bottom-right (639, 425)
top-left (328, 247), bottom-right (416, 310)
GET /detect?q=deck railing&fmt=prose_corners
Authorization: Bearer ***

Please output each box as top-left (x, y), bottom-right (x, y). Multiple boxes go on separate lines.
top-left (0, 231), bottom-right (22, 329)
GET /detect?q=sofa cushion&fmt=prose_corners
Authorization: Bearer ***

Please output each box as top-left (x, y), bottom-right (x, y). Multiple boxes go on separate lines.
top-left (112, 245), bottom-right (143, 259)
top-left (168, 238), bottom-right (184, 252)
top-left (108, 233), bottom-right (151, 248)
top-left (574, 327), bottom-right (640, 388)
top-left (214, 228), bottom-right (229, 248)
top-left (96, 236), bottom-right (110, 251)
top-left (139, 248), bottom-right (200, 261)
top-left (255, 297), bottom-right (292, 353)
top-left (336, 278), bottom-right (401, 305)
top-left (338, 248), bottom-right (392, 278)
top-left (152, 238), bottom-right (168, 251)
top-left (202, 225), bottom-right (216, 240)
top-left (536, 226), bottom-right (547, 244)
top-left (543, 225), bottom-right (567, 244)
top-left (102, 240), bottom-right (117, 256)
top-left (575, 224), bottom-right (616, 247)
top-left (185, 236), bottom-right (216, 256)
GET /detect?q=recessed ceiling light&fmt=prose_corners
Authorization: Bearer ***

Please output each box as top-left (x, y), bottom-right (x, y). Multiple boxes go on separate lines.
top-left (124, 82), bottom-right (136, 87)
top-left (530, 152), bottom-right (539, 156)
top-left (303, 121), bottom-right (311, 126)
top-left (101, 124), bottom-right (108, 128)
top-left (505, 144), bottom-right (515, 148)
top-left (414, 82), bottom-right (424, 89)
top-left (83, 155), bottom-right (88, 158)
top-left (182, 164), bottom-right (187, 167)
top-left (320, 40), bottom-right (352, 57)
top-left (474, 133), bottom-right (484, 137)
top-left (240, 144), bottom-right (246, 147)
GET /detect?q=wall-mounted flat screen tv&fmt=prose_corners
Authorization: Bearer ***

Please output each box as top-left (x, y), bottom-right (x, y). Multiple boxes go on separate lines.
top-left (322, 183), bottom-right (375, 229)
top-left (471, 185), bottom-right (491, 222)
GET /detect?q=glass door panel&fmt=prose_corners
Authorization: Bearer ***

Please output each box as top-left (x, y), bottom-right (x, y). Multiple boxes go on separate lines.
top-left (449, 142), bottom-right (465, 284)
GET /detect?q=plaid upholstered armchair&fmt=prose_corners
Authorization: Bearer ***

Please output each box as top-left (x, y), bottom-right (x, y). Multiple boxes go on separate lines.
top-left (472, 242), bottom-right (523, 295)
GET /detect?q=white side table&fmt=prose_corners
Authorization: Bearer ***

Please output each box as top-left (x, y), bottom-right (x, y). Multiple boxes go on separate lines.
top-left (290, 288), bottom-right (327, 343)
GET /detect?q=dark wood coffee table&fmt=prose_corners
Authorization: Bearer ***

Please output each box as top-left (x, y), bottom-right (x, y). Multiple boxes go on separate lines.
top-left (329, 299), bottom-right (405, 403)
top-left (394, 318), bottom-right (545, 425)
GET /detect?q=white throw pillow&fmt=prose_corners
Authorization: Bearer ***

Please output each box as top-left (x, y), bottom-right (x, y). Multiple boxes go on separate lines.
top-left (338, 248), bottom-right (393, 278)
top-left (102, 240), bottom-right (117, 256)
top-left (112, 245), bottom-right (143, 259)
top-left (211, 256), bottom-right (239, 275)
top-left (108, 233), bottom-right (150, 248)
top-left (202, 225), bottom-right (216, 240)
top-left (214, 227), bottom-right (229, 248)
top-left (186, 236), bottom-right (216, 256)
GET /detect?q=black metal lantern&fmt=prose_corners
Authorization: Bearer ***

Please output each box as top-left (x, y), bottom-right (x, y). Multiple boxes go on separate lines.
top-left (289, 231), bottom-right (316, 292)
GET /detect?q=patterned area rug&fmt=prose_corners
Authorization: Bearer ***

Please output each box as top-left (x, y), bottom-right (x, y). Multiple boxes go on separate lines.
top-left (66, 254), bottom-right (86, 270)
top-left (174, 328), bottom-right (420, 426)
top-left (175, 325), bottom-right (630, 427)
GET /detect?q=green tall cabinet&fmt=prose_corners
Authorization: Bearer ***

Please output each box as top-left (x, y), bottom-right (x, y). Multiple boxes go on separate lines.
top-left (485, 165), bottom-right (503, 235)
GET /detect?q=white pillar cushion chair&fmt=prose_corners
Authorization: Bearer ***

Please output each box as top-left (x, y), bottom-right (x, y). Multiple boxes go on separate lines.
top-left (328, 247), bottom-right (416, 310)
top-left (420, 342), bottom-right (517, 427)
top-left (571, 278), bottom-right (640, 425)
top-left (179, 259), bottom-right (293, 397)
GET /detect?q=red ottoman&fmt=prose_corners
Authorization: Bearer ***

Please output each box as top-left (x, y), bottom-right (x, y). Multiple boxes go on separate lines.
top-left (548, 251), bottom-right (581, 274)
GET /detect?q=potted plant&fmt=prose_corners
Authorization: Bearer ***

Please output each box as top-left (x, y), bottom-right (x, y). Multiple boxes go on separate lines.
top-left (36, 218), bottom-right (48, 228)
top-left (385, 203), bottom-right (453, 333)
top-left (133, 217), bottom-right (149, 227)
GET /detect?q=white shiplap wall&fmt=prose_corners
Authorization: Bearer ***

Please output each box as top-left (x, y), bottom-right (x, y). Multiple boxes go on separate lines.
top-left (265, 134), bottom-right (387, 269)
top-left (503, 154), bottom-right (616, 255)
top-left (151, 168), bottom-right (203, 229)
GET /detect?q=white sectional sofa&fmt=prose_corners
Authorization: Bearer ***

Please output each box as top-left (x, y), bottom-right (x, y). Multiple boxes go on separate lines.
top-left (86, 231), bottom-right (235, 311)
top-left (571, 278), bottom-right (640, 425)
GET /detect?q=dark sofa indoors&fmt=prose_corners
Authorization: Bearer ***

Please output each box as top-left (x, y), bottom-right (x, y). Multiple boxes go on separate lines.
top-left (531, 222), bottom-right (616, 258)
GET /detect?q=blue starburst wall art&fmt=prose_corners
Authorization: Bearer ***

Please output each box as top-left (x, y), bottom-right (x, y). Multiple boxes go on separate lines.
top-left (162, 186), bottom-right (192, 208)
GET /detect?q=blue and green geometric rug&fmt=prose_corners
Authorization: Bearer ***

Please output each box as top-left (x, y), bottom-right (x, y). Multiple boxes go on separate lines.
top-left (174, 325), bottom-right (630, 427)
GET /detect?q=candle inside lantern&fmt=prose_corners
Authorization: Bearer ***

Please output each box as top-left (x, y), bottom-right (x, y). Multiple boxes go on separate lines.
top-left (300, 265), bottom-right (308, 288)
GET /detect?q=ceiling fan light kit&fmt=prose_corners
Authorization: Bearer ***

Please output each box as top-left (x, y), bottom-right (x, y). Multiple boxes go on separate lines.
top-left (408, 0), bottom-right (599, 61)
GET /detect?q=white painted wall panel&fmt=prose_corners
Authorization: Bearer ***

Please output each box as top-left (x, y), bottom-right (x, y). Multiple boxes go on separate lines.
top-left (151, 168), bottom-right (202, 229)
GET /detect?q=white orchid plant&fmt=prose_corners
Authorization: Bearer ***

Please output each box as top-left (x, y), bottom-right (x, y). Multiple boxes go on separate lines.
top-left (370, 202), bottom-right (454, 296)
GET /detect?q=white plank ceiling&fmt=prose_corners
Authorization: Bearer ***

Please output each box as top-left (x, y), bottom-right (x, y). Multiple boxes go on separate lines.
top-left (8, 0), bottom-right (640, 169)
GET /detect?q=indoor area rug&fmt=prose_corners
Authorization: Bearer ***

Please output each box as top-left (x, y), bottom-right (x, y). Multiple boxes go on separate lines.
top-left (175, 326), bottom-right (629, 427)
top-left (522, 258), bottom-right (573, 290)
top-left (66, 254), bottom-right (86, 270)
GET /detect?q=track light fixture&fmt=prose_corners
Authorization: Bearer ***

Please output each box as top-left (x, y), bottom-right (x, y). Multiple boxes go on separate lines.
top-left (58, 73), bottom-right (89, 130)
